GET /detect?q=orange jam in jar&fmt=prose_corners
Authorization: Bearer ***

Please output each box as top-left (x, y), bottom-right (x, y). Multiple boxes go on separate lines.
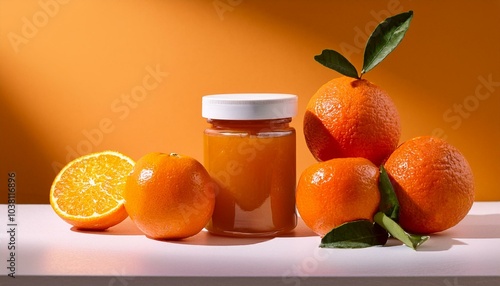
top-left (202, 94), bottom-right (298, 237)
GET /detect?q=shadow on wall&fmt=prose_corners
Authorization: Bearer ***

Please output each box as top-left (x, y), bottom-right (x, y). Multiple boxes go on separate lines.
top-left (0, 85), bottom-right (54, 204)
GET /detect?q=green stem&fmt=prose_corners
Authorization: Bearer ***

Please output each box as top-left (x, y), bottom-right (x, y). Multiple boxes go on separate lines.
top-left (374, 212), bottom-right (429, 250)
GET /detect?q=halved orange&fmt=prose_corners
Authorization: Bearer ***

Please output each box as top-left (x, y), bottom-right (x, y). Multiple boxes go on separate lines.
top-left (50, 151), bottom-right (134, 230)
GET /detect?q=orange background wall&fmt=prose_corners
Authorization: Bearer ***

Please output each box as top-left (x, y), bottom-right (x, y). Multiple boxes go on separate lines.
top-left (1, 0), bottom-right (499, 203)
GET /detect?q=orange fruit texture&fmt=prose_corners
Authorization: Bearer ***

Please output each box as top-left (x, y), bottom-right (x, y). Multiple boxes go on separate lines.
top-left (49, 151), bottom-right (134, 230)
top-left (296, 157), bottom-right (380, 237)
top-left (384, 136), bottom-right (475, 234)
top-left (303, 76), bottom-right (401, 166)
top-left (124, 152), bottom-right (216, 240)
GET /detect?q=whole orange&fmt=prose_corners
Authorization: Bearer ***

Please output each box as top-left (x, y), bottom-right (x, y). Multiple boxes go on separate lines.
top-left (303, 76), bottom-right (401, 166)
top-left (296, 157), bottom-right (380, 237)
top-left (384, 136), bottom-right (475, 234)
top-left (124, 152), bottom-right (216, 240)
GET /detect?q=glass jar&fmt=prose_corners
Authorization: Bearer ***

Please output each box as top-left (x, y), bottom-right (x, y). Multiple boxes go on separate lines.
top-left (202, 93), bottom-right (298, 237)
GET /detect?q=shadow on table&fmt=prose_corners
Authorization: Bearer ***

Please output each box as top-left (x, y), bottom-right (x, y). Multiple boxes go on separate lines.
top-left (358, 231), bottom-right (468, 252)
top-left (167, 218), bottom-right (317, 246)
top-left (69, 217), bottom-right (316, 246)
top-left (72, 222), bottom-right (271, 246)
top-left (277, 218), bottom-right (317, 238)
top-left (415, 235), bottom-right (467, 252)
top-left (405, 214), bottom-right (500, 252)
top-left (165, 231), bottom-right (272, 246)
top-left (69, 214), bottom-right (499, 249)
top-left (447, 214), bottom-right (500, 239)
top-left (71, 217), bottom-right (144, 235)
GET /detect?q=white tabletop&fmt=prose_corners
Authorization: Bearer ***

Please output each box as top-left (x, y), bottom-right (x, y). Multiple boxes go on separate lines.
top-left (0, 202), bottom-right (499, 285)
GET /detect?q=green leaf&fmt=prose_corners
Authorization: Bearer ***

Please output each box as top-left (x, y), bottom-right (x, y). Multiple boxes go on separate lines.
top-left (374, 212), bottom-right (429, 250)
top-left (320, 220), bottom-right (388, 249)
top-left (361, 11), bottom-right (414, 75)
top-left (314, 49), bottom-right (359, 79)
top-left (378, 165), bottom-right (400, 221)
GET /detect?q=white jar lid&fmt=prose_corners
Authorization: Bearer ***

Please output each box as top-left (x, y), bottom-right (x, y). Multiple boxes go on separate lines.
top-left (202, 93), bottom-right (298, 120)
